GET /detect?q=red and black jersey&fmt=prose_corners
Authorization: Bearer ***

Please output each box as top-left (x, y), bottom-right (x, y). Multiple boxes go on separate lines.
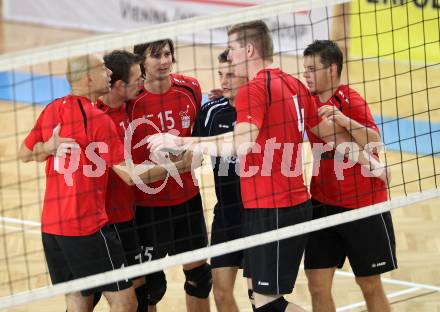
top-left (24, 95), bottom-right (124, 236)
top-left (308, 85), bottom-right (388, 208)
top-left (235, 68), bottom-right (321, 209)
top-left (127, 73), bottom-right (202, 206)
top-left (96, 99), bottom-right (135, 224)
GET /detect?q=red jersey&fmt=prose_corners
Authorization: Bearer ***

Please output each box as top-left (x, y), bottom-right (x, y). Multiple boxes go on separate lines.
top-left (235, 68), bottom-right (320, 209)
top-left (308, 85), bottom-right (388, 208)
top-left (96, 99), bottom-right (135, 223)
top-left (24, 95), bottom-right (125, 236)
top-left (127, 74), bottom-right (202, 206)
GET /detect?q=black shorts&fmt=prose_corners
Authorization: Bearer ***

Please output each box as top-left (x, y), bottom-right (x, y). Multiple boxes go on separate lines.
top-left (135, 193), bottom-right (208, 261)
top-left (210, 203), bottom-right (243, 269)
top-left (42, 226), bottom-right (132, 296)
top-left (304, 200), bottom-right (398, 276)
top-left (111, 220), bottom-right (143, 267)
top-left (242, 200), bottom-right (313, 295)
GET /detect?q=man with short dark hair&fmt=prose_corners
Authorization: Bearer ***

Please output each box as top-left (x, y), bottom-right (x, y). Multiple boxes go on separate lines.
top-left (192, 49), bottom-right (247, 312)
top-left (130, 39), bottom-right (211, 312)
top-left (303, 40), bottom-right (396, 312)
top-left (98, 49), bottom-right (192, 312)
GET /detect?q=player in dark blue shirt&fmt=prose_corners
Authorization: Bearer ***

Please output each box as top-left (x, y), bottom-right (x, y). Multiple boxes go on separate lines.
top-left (192, 50), bottom-right (247, 312)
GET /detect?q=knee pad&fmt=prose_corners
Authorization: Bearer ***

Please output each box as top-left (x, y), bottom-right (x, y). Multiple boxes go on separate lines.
top-left (93, 292), bottom-right (102, 307)
top-left (145, 271), bottom-right (167, 306)
top-left (183, 263), bottom-right (212, 299)
top-left (135, 284), bottom-right (148, 312)
top-left (255, 296), bottom-right (288, 312)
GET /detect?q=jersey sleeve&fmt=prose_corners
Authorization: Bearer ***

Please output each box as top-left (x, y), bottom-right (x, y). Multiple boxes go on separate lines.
top-left (24, 112), bottom-right (44, 150)
top-left (342, 90), bottom-right (379, 133)
top-left (93, 113), bottom-right (125, 166)
top-left (192, 107), bottom-right (206, 137)
top-left (193, 80), bottom-right (203, 111)
top-left (24, 104), bottom-right (60, 150)
top-left (299, 83), bottom-right (321, 131)
top-left (235, 81), bottom-right (267, 130)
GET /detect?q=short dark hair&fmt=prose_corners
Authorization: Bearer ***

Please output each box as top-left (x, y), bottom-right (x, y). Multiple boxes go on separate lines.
top-left (103, 50), bottom-right (142, 87)
top-left (218, 49), bottom-right (229, 63)
top-left (133, 39), bottom-right (176, 76)
top-left (227, 20), bottom-right (273, 62)
top-left (303, 40), bottom-right (343, 77)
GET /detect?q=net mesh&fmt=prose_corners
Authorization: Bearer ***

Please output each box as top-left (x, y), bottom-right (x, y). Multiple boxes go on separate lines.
top-left (0, 0), bottom-right (439, 309)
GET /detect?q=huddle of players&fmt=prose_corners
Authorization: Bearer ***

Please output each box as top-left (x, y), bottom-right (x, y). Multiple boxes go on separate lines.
top-left (18, 19), bottom-right (396, 312)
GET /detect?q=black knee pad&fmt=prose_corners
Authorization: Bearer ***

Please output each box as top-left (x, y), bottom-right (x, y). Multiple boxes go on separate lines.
top-left (145, 271), bottom-right (167, 306)
top-left (183, 263), bottom-right (212, 299)
top-left (135, 284), bottom-right (148, 312)
top-left (93, 292), bottom-right (102, 307)
top-left (255, 296), bottom-right (288, 312)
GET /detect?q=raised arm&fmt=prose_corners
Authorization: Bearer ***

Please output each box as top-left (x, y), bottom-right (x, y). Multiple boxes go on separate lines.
top-left (146, 120), bottom-right (258, 159)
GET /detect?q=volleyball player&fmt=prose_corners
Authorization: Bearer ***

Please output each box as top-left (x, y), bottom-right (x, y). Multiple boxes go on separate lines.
top-left (191, 49), bottom-right (247, 312)
top-left (146, 20), bottom-right (390, 312)
top-left (18, 54), bottom-right (137, 312)
top-left (129, 39), bottom-right (211, 312)
top-left (99, 49), bottom-right (198, 312)
top-left (303, 40), bottom-right (396, 312)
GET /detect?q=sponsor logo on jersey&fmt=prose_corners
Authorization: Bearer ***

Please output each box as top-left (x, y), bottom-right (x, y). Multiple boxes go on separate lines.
top-left (179, 105), bottom-right (191, 129)
top-left (173, 78), bottom-right (186, 84)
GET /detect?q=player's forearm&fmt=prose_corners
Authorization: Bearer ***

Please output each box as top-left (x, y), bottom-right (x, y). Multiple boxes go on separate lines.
top-left (18, 143), bottom-right (34, 162)
top-left (114, 160), bottom-right (189, 185)
top-left (181, 123), bottom-right (258, 158)
top-left (180, 133), bottom-right (235, 157)
top-left (138, 164), bottom-right (174, 184)
top-left (18, 141), bottom-right (50, 163)
top-left (33, 142), bottom-right (52, 162)
top-left (112, 163), bottom-right (167, 185)
top-left (176, 151), bottom-right (202, 173)
top-left (332, 126), bottom-right (386, 176)
top-left (314, 119), bottom-right (383, 169)
top-left (343, 118), bottom-right (381, 148)
top-left (148, 123), bottom-right (257, 157)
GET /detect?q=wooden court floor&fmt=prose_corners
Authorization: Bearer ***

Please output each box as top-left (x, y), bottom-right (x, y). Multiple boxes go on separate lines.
top-left (0, 14), bottom-right (439, 312)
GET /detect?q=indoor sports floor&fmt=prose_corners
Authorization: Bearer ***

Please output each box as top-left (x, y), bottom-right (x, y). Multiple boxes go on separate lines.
top-left (0, 7), bottom-right (439, 312)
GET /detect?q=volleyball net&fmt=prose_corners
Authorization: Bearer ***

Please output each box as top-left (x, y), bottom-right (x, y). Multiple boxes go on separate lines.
top-left (0, 0), bottom-right (439, 309)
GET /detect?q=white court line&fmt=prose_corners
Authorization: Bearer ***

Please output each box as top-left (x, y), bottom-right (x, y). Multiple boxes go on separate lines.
top-left (1, 224), bottom-right (41, 235)
top-left (0, 216), bottom-right (40, 227)
top-left (337, 287), bottom-right (421, 311)
top-left (334, 270), bottom-right (440, 292)
top-left (300, 267), bottom-right (440, 292)
top-left (0, 217), bottom-right (41, 235)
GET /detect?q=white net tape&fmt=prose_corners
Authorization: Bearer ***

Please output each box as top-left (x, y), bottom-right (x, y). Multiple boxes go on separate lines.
top-left (0, 0), bottom-right (349, 71)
